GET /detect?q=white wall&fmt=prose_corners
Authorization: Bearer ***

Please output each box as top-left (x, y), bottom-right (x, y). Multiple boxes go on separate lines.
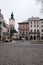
top-left (2, 27), bottom-right (7, 32)
top-left (9, 19), bottom-right (15, 27)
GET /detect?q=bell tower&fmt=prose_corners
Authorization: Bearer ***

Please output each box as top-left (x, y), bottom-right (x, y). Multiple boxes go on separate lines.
top-left (11, 12), bottom-right (14, 20)
top-left (9, 12), bottom-right (15, 28)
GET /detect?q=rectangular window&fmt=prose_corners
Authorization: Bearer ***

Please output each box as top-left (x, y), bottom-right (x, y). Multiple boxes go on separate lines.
top-left (31, 22), bottom-right (32, 24)
top-left (37, 29), bottom-right (39, 32)
top-left (34, 21), bottom-right (36, 24)
top-left (31, 30), bottom-right (32, 32)
top-left (41, 22), bottom-right (43, 23)
top-left (26, 31), bottom-right (27, 34)
top-left (34, 25), bottom-right (36, 27)
top-left (34, 29), bottom-right (36, 32)
top-left (37, 25), bottom-right (39, 27)
top-left (31, 25), bottom-right (32, 27)
top-left (0, 35), bottom-right (1, 41)
top-left (0, 21), bottom-right (2, 24)
top-left (20, 30), bottom-right (21, 33)
top-left (23, 30), bottom-right (24, 34)
top-left (41, 30), bottom-right (43, 32)
top-left (19, 26), bottom-right (21, 28)
top-left (26, 25), bottom-right (28, 29)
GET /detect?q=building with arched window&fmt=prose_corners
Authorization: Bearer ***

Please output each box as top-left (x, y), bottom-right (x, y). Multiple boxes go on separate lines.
top-left (18, 20), bottom-right (29, 40)
top-left (29, 17), bottom-right (40, 40)
top-left (9, 12), bottom-right (18, 40)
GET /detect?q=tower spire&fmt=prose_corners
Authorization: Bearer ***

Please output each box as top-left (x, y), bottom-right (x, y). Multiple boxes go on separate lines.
top-left (11, 12), bottom-right (14, 20)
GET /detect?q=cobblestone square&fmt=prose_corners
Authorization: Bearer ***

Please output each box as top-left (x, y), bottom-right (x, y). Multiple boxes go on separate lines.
top-left (0, 41), bottom-right (43, 65)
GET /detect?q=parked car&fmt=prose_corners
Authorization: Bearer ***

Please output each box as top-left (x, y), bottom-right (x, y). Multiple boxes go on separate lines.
top-left (4, 38), bottom-right (12, 42)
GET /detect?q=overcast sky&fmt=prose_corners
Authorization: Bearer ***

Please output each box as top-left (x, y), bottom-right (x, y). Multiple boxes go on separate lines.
top-left (0, 0), bottom-right (43, 30)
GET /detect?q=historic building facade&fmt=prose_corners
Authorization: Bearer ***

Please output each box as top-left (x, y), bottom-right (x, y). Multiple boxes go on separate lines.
top-left (0, 9), bottom-right (8, 41)
top-left (1, 9), bottom-right (43, 41)
top-left (9, 12), bottom-right (15, 29)
top-left (18, 17), bottom-right (43, 40)
top-left (18, 20), bottom-right (29, 40)
top-left (9, 12), bottom-right (18, 40)
top-left (40, 19), bottom-right (43, 39)
top-left (28, 17), bottom-right (43, 40)
top-left (28, 17), bottom-right (40, 40)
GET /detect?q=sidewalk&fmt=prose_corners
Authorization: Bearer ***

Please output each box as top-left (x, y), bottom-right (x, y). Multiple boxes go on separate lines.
top-left (30, 40), bottom-right (43, 44)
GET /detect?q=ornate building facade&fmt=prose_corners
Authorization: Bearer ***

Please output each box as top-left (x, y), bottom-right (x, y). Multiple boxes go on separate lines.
top-left (18, 20), bottom-right (29, 40)
top-left (0, 9), bottom-right (8, 41)
top-left (29, 17), bottom-right (43, 40)
top-left (40, 19), bottom-right (43, 39)
top-left (18, 17), bottom-right (43, 40)
top-left (29, 17), bottom-right (40, 40)
top-left (9, 12), bottom-right (18, 40)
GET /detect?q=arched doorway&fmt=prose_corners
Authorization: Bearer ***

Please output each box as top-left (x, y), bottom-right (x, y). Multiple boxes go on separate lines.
top-left (26, 36), bottom-right (28, 40)
top-left (0, 36), bottom-right (1, 41)
top-left (20, 36), bottom-right (22, 40)
top-left (34, 35), bottom-right (36, 40)
top-left (41, 36), bottom-right (43, 40)
top-left (23, 36), bottom-right (24, 38)
top-left (30, 36), bottom-right (33, 40)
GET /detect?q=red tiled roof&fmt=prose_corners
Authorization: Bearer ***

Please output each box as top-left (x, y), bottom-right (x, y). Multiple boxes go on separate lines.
top-left (18, 22), bottom-right (28, 24)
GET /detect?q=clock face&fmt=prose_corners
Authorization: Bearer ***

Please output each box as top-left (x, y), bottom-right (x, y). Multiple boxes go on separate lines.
top-left (9, 19), bottom-right (15, 26)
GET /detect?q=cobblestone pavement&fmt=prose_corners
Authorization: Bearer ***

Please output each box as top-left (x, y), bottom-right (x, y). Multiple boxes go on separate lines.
top-left (0, 40), bottom-right (43, 65)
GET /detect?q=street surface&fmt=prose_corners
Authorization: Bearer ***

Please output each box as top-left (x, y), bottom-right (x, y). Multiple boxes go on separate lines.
top-left (0, 40), bottom-right (43, 65)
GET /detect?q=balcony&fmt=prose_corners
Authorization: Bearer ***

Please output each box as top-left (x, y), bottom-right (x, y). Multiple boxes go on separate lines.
top-left (29, 31), bottom-right (40, 34)
top-left (29, 32), bottom-right (38, 34)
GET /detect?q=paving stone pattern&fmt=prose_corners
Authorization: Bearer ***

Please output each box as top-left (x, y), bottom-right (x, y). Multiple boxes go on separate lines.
top-left (0, 41), bottom-right (43, 65)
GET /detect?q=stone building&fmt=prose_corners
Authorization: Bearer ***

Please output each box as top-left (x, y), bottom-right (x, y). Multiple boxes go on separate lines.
top-left (0, 9), bottom-right (8, 41)
top-left (9, 12), bottom-right (18, 40)
top-left (18, 16), bottom-right (43, 40)
top-left (28, 17), bottom-right (40, 40)
top-left (9, 12), bottom-right (15, 29)
top-left (40, 19), bottom-right (43, 39)
top-left (18, 20), bottom-right (29, 40)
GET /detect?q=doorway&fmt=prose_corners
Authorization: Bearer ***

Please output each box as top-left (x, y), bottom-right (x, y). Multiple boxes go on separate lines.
top-left (20, 36), bottom-right (22, 40)
top-left (0, 36), bottom-right (1, 41)
top-left (26, 36), bottom-right (28, 40)
top-left (34, 35), bottom-right (36, 40)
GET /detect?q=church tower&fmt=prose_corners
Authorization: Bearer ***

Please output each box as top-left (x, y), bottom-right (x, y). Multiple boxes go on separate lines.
top-left (9, 12), bottom-right (17, 40)
top-left (9, 12), bottom-right (15, 29)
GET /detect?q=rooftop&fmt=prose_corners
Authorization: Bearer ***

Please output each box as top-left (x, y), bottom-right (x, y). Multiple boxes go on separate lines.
top-left (28, 16), bottom-right (40, 21)
top-left (18, 20), bottom-right (28, 24)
